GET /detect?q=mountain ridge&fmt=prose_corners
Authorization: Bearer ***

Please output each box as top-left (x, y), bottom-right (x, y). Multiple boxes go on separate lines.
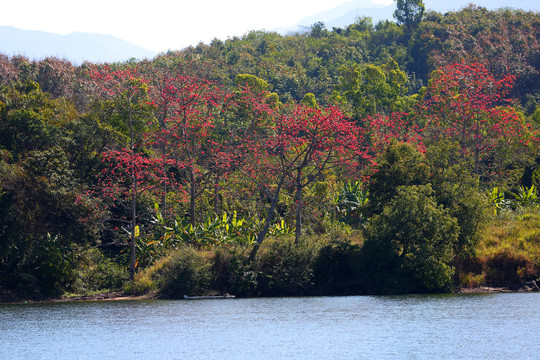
top-left (279, 0), bottom-right (540, 33)
top-left (0, 26), bottom-right (157, 64)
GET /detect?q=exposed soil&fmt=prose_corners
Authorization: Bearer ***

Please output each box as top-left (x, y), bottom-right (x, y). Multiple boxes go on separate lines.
top-left (456, 286), bottom-right (511, 293)
top-left (52, 291), bottom-right (159, 303)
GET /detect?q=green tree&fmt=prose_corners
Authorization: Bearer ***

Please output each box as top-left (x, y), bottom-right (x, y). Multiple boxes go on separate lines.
top-left (301, 93), bottom-right (318, 109)
top-left (0, 81), bottom-right (87, 297)
top-left (366, 140), bottom-right (429, 215)
top-left (367, 141), bottom-right (486, 258)
top-left (425, 140), bottom-right (486, 257)
top-left (393, 0), bottom-right (425, 32)
top-left (337, 60), bottom-right (409, 121)
top-left (235, 74), bottom-right (269, 92)
top-left (362, 184), bottom-right (458, 294)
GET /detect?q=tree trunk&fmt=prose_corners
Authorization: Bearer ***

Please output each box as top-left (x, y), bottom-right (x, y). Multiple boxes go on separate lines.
top-left (214, 174), bottom-right (220, 215)
top-left (130, 177), bottom-right (137, 281)
top-left (474, 115), bottom-right (480, 175)
top-left (189, 167), bottom-right (196, 226)
top-left (159, 108), bottom-right (168, 219)
top-left (129, 108), bottom-right (136, 281)
top-left (248, 175), bottom-right (285, 262)
top-left (294, 171), bottom-right (302, 243)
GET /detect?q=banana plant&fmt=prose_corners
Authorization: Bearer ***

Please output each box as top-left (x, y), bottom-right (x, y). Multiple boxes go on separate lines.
top-left (509, 185), bottom-right (538, 209)
top-left (335, 180), bottom-right (369, 225)
top-left (488, 187), bottom-right (507, 215)
top-left (149, 204), bottom-right (292, 251)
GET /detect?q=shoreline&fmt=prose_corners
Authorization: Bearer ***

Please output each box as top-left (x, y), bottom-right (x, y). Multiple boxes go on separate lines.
top-left (2, 285), bottom-right (539, 304)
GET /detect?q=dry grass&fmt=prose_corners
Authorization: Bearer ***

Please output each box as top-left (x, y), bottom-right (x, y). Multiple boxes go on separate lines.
top-left (460, 208), bottom-right (540, 287)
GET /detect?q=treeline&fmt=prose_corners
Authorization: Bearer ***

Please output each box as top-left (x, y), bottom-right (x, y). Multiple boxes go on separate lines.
top-left (0, 4), bottom-right (539, 299)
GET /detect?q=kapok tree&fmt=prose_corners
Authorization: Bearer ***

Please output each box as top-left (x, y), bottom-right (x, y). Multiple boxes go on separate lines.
top-left (247, 103), bottom-right (363, 261)
top-left (149, 69), bottom-right (231, 225)
top-left (419, 61), bottom-right (533, 178)
top-left (363, 111), bottom-right (425, 159)
top-left (88, 65), bottom-right (157, 280)
top-left (143, 60), bottom-right (225, 219)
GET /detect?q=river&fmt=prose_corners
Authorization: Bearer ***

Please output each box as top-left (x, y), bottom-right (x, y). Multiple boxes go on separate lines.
top-left (1, 293), bottom-right (539, 359)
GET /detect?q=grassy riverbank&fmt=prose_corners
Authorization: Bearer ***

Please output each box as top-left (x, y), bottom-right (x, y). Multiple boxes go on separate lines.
top-left (2, 209), bottom-right (539, 304)
top-left (15, 209), bottom-right (529, 303)
top-left (458, 209), bottom-right (540, 289)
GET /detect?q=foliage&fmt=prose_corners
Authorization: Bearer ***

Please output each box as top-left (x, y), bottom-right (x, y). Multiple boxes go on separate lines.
top-left (461, 209), bottom-right (540, 287)
top-left (419, 61), bottom-right (534, 179)
top-left (413, 6), bottom-right (539, 101)
top-left (336, 60), bottom-right (410, 120)
top-left (211, 248), bottom-right (257, 297)
top-left (362, 185), bottom-right (459, 294)
top-left (366, 140), bottom-right (429, 215)
top-left (335, 180), bottom-right (369, 226)
top-left (71, 248), bottom-right (129, 294)
top-left (367, 140), bottom-right (486, 259)
top-left (509, 185), bottom-right (539, 209)
top-left (153, 246), bottom-right (212, 298)
top-left (253, 236), bottom-right (321, 296)
top-left (149, 208), bottom-right (292, 251)
top-left (425, 140), bottom-right (487, 257)
top-left (0, 5), bottom-right (539, 297)
top-left (312, 237), bottom-right (363, 295)
top-left (394, 0), bottom-right (425, 32)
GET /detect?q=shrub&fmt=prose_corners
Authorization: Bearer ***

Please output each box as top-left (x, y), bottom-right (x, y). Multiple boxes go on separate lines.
top-left (459, 273), bottom-right (485, 288)
top-left (312, 237), bottom-right (364, 295)
top-left (155, 246), bottom-right (212, 298)
top-left (361, 185), bottom-right (459, 294)
top-left (211, 248), bottom-right (257, 297)
top-left (123, 274), bottom-right (154, 296)
top-left (485, 250), bottom-right (538, 286)
top-left (6, 233), bottom-right (77, 298)
top-left (253, 237), bottom-right (321, 296)
top-left (72, 248), bottom-right (129, 294)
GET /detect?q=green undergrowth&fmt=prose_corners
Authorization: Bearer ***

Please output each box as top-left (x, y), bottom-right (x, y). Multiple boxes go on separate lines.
top-left (65, 210), bottom-right (540, 299)
top-left (123, 231), bottom-right (365, 298)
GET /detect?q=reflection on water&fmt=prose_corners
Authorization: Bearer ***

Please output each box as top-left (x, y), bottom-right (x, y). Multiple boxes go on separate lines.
top-left (1, 293), bottom-right (539, 359)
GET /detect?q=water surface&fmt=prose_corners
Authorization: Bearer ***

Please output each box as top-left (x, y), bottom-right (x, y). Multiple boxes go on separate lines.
top-left (1, 293), bottom-right (539, 359)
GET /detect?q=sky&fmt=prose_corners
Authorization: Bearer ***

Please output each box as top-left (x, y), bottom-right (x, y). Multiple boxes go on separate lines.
top-left (1, 0), bottom-right (393, 52)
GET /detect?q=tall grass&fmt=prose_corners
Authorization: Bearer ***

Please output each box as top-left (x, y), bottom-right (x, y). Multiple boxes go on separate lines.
top-left (459, 208), bottom-right (540, 287)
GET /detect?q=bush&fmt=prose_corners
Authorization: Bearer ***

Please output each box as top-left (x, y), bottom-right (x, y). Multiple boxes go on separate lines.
top-left (473, 209), bottom-right (540, 287)
top-left (72, 248), bottom-right (129, 294)
top-left (123, 274), bottom-right (154, 296)
top-left (312, 237), bottom-right (364, 295)
top-left (2, 233), bottom-right (77, 298)
top-left (155, 246), bottom-right (212, 298)
top-left (211, 248), bottom-right (257, 297)
top-left (253, 237), bottom-right (321, 296)
top-left (361, 185), bottom-right (459, 294)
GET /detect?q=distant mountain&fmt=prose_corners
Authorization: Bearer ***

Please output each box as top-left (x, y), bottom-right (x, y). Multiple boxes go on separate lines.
top-left (292, 0), bottom-right (392, 30)
top-left (0, 26), bottom-right (157, 64)
top-left (278, 0), bottom-right (540, 33)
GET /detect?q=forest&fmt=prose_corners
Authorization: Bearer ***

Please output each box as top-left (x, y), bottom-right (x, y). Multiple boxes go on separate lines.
top-left (0, 2), bottom-right (539, 300)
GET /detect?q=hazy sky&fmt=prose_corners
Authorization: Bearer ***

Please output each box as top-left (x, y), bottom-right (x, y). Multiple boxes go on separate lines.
top-left (2, 0), bottom-right (393, 52)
